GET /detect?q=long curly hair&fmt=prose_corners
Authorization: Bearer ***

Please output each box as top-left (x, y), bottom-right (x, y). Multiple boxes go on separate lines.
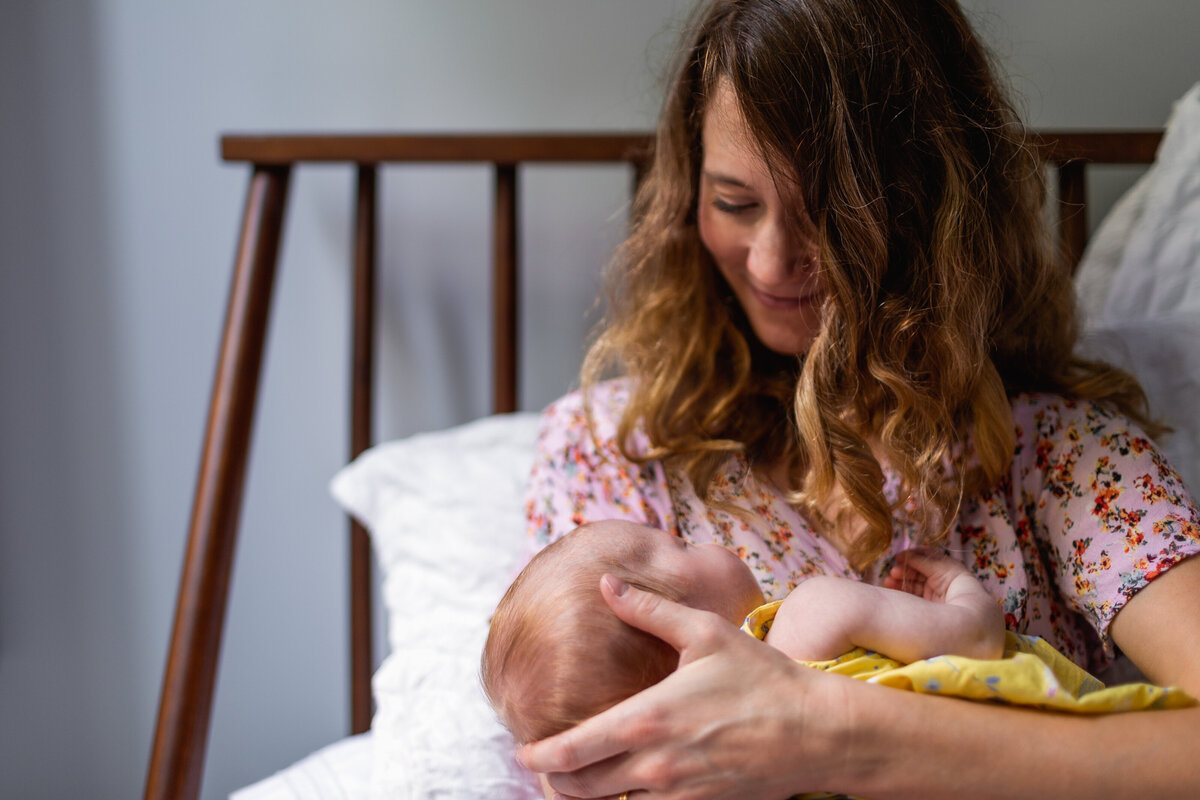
top-left (582, 0), bottom-right (1156, 570)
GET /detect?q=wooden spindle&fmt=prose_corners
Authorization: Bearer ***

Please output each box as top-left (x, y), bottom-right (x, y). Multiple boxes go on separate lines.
top-left (493, 164), bottom-right (519, 413)
top-left (349, 164), bottom-right (377, 734)
top-left (1058, 160), bottom-right (1088, 273)
top-left (145, 164), bottom-right (292, 800)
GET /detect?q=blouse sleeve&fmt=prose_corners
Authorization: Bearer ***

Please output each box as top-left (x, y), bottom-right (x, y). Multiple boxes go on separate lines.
top-left (1015, 396), bottom-right (1200, 648)
top-left (524, 381), bottom-right (676, 553)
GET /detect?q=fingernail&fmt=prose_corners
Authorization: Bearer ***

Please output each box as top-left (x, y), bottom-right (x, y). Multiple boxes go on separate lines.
top-left (514, 749), bottom-right (526, 769)
top-left (604, 573), bottom-right (629, 597)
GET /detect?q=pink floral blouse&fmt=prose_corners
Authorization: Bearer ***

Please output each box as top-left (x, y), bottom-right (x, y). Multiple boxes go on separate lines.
top-left (525, 379), bottom-right (1200, 672)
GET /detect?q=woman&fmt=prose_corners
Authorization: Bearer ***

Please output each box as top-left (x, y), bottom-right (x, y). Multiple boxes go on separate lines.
top-left (521, 0), bottom-right (1200, 797)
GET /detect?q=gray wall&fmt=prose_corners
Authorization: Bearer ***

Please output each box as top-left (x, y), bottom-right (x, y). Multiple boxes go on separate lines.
top-left (0, 1), bottom-right (1195, 798)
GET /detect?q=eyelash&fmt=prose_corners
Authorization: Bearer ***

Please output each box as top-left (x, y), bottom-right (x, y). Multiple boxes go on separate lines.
top-left (712, 198), bottom-right (757, 214)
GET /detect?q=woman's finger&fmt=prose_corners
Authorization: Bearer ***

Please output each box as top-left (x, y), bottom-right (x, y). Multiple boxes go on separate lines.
top-left (521, 576), bottom-right (798, 790)
top-left (599, 573), bottom-right (732, 666)
top-left (518, 578), bottom-right (738, 781)
top-left (517, 699), bottom-right (636, 779)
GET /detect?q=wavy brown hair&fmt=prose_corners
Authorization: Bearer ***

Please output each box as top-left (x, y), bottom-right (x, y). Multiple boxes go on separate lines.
top-left (582, 0), bottom-right (1156, 570)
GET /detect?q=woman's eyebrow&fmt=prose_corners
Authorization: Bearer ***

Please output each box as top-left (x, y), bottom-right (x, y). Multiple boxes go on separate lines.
top-left (702, 170), bottom-right (752, 189)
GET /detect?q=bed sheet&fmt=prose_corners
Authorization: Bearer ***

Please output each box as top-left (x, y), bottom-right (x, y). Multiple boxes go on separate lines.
top-left (229, 733), bottom-right (372, 800)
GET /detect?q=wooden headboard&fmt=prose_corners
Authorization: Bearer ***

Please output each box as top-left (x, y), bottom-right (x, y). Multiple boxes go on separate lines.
top-left (143, 129), bottom-right (1162, 800)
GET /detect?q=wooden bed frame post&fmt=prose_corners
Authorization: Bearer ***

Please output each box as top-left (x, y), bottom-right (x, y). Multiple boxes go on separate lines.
top-left (145, 164), bottom-right (292, 800)
top-left (493, 164), bottom-right (519, 414)
top-left (1058, 160), bottom-right (1088, 270)
top-left (349, 164), bottom-right (378, 733)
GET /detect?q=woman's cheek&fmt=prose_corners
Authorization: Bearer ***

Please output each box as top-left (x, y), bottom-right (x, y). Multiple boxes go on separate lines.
top-left (698, 210), bottom-right (743, 280)
top-left (697, 204), bottom-right (716, 252)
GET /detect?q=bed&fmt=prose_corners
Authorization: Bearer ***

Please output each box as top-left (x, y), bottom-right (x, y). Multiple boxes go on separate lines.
top-left (144, 82), bottom-right (1200, 800)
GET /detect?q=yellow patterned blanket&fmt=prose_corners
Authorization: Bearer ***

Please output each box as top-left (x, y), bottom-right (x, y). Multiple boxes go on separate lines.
top-left (742, 600), bottom-right (1195, 713)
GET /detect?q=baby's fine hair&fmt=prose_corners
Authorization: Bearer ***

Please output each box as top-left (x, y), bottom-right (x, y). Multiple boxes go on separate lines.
top-left (481, 524), bottom-right (684, 744)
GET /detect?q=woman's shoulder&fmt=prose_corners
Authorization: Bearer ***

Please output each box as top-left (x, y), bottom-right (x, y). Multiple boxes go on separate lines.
top-left (997, 395), bottom-right (1199, 668)
top-left (1009, 392), bottom-right (1156, 445)
top-left (526, 378), bottom-right (674, 544)
top-left (536, 378), bottom-right (647, 457)
top-left (1006, 391), bottom-right (1191, 501)
top-left (540, 378), bottom-right (631, 425)
top-left (1010, 391), bottom-right (1121, 421)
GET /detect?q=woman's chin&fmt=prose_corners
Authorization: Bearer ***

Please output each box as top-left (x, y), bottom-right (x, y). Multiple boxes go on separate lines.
top-left (756, 328), bottom-right (816, 356)
top-left (745, 304), bottom-right (822, 356)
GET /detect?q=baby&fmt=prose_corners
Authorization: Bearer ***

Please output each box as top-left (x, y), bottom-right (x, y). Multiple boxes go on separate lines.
top-left (482, 519), bottom-right (1005, 744)
top-left (484, 520), bottom-right (1195, 748)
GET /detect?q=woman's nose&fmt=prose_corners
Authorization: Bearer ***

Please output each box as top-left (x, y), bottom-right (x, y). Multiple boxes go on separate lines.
top-left (746, 218), bottom-right (809, 284)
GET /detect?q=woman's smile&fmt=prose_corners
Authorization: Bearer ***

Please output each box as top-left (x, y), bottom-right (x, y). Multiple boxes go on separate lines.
top-left (749, 281), bottom-right (824, 310)
top-left (751, 286), bottom-right (801, 309)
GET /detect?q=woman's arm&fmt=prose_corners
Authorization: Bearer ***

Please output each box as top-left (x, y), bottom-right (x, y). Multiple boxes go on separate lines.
top-left (838, 670), bottom-right (1200, 799)
top-left (850, 553), bottom-right (1200, 800)
top-left (521, 564), bottom-right (1200, 799)
top-left (1108, 554), bottom-right (1200, 690)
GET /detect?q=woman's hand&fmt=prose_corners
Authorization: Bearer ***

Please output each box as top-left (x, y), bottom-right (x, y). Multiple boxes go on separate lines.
top-left (517, 575), bottom-right (859, 800)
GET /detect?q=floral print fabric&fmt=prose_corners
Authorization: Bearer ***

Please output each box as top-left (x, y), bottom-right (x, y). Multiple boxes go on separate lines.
top-left (525, 379), bottom-right (1200, 671)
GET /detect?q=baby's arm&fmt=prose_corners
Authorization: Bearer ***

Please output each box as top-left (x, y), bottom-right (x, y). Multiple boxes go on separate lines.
top-left (764, 548), bottom-right (1005, 663)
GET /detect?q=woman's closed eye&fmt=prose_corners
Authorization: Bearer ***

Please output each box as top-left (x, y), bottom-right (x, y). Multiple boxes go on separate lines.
top-left (712, 197), bottom-right (758, 214)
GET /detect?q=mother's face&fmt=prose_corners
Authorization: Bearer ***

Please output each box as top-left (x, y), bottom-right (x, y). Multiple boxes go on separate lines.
top-left (697, 82), bottom-right (825, 356)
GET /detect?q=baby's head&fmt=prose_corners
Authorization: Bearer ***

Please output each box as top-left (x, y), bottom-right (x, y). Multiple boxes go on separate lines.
top-left (482, 520), bottom-right (764, 743)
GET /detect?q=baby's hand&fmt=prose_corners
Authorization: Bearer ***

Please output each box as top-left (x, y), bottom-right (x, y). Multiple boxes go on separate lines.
top-left (884, 547), bottom-right (977, 604)
top-left (884, 547), bottom-right (1005, 660)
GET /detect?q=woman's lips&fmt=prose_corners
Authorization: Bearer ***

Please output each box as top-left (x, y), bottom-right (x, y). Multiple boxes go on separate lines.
top-left (752, 286), bottom-right (821, 310)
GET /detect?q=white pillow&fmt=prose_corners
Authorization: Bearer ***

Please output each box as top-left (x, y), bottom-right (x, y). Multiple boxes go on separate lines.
top-left (1073, 170), bottom-right (1152, 328)
top-left (1101, 81), bottom-right (1200, 322)
top-left (329, 413), bottom-right (543, 800)
top-left (1076, 81), bottom-right (1200, 496)
top-left (1078, 315), bottom-right (1200, 493)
